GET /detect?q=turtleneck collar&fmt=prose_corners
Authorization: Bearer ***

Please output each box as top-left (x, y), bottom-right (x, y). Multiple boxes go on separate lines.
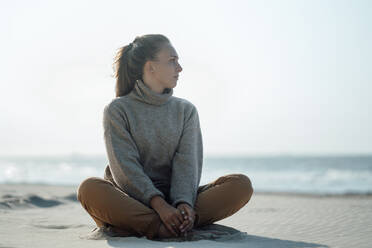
top-left (128, 79), bottom-right (173, 106)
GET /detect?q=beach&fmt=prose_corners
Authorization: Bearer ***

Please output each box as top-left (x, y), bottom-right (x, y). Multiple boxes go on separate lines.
top-left (1, 183), bottom-right (371, 248)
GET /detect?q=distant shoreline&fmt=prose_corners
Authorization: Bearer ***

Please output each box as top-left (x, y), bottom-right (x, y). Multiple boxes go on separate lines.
top-left (1, 182), bottom-right (371, 198)
top-left (1, 153), bottom-right (372, 159)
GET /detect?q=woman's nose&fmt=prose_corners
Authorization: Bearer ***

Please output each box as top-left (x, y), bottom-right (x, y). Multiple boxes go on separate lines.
top-left (177, 63), bottom-right (183, 72)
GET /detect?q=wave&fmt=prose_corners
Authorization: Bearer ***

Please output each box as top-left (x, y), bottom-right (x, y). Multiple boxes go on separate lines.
top-left (1, 155), bottom-right (372, 195)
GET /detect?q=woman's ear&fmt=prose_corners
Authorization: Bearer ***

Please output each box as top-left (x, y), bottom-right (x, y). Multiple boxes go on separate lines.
top-left (149, 62), bottom-right (156, 73)
top-left (144, 60), bottom-right (155, 73)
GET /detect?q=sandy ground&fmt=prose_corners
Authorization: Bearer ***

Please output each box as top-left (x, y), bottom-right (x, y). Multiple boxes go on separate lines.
top-left (0, 183), bottom-right (371, 248)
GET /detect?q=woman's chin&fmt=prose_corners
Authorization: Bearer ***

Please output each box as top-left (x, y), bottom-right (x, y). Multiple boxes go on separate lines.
top-left (169, 80), bottom-right (177, 88)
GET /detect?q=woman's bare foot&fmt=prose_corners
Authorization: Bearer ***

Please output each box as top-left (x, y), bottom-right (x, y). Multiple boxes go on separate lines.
top-left (156, 223), bottom-right (174, 238)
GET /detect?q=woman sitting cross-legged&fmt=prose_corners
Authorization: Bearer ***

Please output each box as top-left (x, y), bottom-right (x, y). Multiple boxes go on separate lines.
top-left (77, 34), bottom-right (254, 240)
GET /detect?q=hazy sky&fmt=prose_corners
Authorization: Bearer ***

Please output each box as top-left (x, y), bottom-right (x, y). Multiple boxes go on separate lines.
top-left (1, 0), bottom-right (371, 156)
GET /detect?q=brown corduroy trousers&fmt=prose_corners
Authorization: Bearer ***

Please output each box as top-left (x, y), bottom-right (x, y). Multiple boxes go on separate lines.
top-left (77, 173), bottom-right (253, 240)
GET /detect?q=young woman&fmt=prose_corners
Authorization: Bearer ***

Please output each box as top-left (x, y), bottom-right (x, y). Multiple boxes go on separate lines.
top-left (77, 34), bottom-right (253, 240)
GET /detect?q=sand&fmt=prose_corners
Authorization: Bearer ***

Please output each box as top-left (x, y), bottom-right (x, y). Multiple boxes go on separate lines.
top-left (0, 183), bottom-right (371, 248)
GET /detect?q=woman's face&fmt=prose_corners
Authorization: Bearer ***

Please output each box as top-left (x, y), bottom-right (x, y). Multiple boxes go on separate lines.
top-left (151, 43), bottom-right (183, 89)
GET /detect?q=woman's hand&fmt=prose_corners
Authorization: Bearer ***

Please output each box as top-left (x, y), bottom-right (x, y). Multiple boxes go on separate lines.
top-left (177, 203), bottom-right (196, 233)
top-left (150, 196), bottom-right (184, 237)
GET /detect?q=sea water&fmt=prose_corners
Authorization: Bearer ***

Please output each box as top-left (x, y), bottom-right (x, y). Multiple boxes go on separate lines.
top-left (1, 155), bottom-right (371, 195)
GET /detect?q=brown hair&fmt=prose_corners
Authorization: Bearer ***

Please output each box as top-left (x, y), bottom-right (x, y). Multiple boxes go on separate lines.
top-left (112, 34), bottom-right (170, 97)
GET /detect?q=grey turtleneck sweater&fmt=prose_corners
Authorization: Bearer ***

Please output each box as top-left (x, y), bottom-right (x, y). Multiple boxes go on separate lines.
top-left (103, 79), bottom-right (203, 208)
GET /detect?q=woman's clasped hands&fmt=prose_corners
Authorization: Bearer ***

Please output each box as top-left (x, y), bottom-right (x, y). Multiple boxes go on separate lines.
top-left (177, 203), bottom-right (195, 234)
top-left (150, 196), bottom-right (195, 237)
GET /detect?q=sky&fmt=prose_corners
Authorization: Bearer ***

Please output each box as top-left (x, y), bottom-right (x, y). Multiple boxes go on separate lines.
top-left (1, 0), bottom-right (371, 157)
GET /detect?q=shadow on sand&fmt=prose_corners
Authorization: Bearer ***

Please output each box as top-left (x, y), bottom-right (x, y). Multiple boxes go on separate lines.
top-left (82, 223), bottom-right (328, 248)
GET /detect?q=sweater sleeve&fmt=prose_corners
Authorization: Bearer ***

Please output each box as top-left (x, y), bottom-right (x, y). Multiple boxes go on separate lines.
top-left (103, 102), bottom-right (165, 207)
top-left (170, 105), bottom-right (203, 208)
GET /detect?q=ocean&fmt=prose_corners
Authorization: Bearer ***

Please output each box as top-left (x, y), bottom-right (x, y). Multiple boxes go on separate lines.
top-left (1, 155), bottom-right (371, 195)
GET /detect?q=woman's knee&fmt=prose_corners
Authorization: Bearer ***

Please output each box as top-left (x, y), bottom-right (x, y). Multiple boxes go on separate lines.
top-left (77, 177), bottom-right (108, 203)
top-left (228, 174), bottom-right (254, 200)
